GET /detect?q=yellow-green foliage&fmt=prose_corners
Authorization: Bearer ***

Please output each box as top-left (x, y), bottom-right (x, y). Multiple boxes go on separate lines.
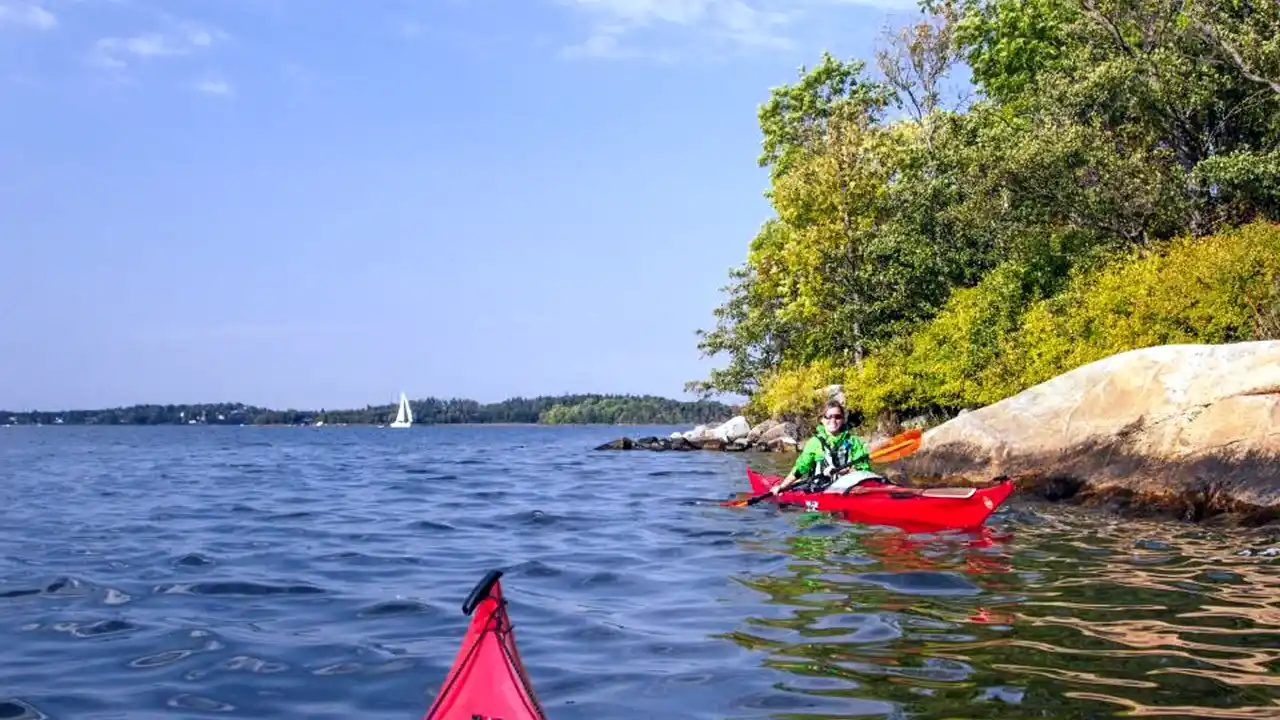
top-left (748, 358), bottom-right (844, 422)
top-left (796, 221), bottom-right (1280, 421)
top-left (1012, 221), bottom-right (1280, 388)
top-left (845, 262), bottom-right (1033, 420)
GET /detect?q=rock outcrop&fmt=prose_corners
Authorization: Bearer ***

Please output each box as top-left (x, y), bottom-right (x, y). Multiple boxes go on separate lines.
top-left (594, 415), bottom-right (802, 453)
top-left (901, 341), bottom-right (1280, 525)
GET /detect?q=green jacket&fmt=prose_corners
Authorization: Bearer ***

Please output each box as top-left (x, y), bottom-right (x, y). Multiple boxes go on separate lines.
top-left (790, 423), bottom-right (872, 478)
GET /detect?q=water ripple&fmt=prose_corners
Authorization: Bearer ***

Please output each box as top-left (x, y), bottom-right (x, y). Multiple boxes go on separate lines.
top-left (2, 425), bottom-right (1279, 719)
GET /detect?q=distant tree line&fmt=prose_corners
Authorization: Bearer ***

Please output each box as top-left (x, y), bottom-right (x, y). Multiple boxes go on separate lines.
top-left (0, 394), bottom-right (739, 427)
top-left (539, 396), bottom-right (734, 425)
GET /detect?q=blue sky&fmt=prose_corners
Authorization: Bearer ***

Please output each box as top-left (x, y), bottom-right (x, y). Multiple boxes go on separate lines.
top-left (1, 0), bottom-right (924, 411)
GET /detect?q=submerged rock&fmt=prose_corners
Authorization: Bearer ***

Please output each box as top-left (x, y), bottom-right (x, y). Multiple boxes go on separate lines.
top-left (595, 437), bottom-right (634, 451)
top-left (901, 341), bottom-right (1280, 525)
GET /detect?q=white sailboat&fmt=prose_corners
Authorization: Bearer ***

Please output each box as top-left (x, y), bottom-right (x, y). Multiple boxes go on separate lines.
top-left (389, 392), bottom-right (414, 428)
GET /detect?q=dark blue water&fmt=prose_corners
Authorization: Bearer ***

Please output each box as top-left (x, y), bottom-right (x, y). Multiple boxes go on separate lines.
top-left (2, 426), bottom-right (1279, 719)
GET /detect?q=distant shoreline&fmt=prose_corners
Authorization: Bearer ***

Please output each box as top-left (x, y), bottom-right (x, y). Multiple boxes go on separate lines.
top-left (1, 394), bottom-right (739, 428)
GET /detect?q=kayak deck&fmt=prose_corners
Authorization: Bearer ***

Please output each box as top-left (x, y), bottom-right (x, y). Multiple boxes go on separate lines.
top-left (424, 570), bottom-right (546, 720)
top-left (745, 468), bottom-right (1014, 532)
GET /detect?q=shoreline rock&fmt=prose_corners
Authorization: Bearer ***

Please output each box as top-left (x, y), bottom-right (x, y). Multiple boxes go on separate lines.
top-left (900, 341), bottom-right (1280, 526)
top-left (593, 416), bottom-right (804, 453)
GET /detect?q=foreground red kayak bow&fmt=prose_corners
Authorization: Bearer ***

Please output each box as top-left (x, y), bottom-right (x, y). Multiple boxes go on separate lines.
top-left (744, 467), bottom-right (1014, 533)
top-left (423, 570), bottom-right (546, 720)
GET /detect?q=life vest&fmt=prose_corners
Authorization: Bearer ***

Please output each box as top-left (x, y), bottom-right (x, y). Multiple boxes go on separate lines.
top-left (814, 431), bottom-right (856, 477)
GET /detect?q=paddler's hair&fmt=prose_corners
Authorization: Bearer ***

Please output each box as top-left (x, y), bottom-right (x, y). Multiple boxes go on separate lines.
top-left (821, 400), bottom-right (845, 417)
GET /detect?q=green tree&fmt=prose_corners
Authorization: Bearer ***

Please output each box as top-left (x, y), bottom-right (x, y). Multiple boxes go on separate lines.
top-left (690, 0), bottom-right (1280, 423)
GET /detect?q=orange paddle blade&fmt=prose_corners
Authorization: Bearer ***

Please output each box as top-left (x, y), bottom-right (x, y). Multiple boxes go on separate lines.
top-left (720, 492), bottom-right (756, 508)
top-left (869, 428), bottom-right (922, 464)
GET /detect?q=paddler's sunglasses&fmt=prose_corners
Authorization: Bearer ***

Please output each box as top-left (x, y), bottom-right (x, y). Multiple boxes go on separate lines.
top-left (823, 413), bottom-right (843, 420)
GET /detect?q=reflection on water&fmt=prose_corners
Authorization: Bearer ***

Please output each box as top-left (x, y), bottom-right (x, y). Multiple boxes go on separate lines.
top-left (727, 509), bottom-right (1280, 718)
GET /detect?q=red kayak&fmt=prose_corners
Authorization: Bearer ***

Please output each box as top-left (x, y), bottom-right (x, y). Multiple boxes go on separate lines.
top-left (423, 570), bottom-right (546, 720)
top-left (745, 468), bottom-right (1014, 532)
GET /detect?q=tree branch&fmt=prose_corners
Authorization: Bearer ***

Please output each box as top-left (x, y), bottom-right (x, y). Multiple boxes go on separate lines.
top-left (1077, 0), bottom-right (1137, 58)
top-left (1192, 17), bottom-right (1280, 96)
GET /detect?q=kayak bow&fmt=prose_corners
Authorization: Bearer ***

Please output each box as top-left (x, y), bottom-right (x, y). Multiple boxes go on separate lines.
top-left (745, 467), bottom-right (1014, 532)
top-left (424, 570), bottom-right (546, 720)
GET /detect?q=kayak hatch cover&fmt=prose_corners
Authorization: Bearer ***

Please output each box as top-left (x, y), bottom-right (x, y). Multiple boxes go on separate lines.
top-left (423, 569), bottom-right (547, 720)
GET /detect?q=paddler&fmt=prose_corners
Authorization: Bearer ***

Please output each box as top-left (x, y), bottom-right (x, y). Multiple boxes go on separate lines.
top-left (769, 400), bottom-right (877, 495)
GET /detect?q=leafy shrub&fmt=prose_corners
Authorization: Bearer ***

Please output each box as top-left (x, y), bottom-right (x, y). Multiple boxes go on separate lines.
top-left (829, 221), bottom-right (1280, 422)
top-left (1009, 221), bottom-right (1280, 389)
top-left (750, 358), bottom-right (845, 426)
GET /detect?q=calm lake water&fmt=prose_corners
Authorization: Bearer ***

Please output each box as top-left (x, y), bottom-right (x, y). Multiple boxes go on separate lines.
top-left (2, 425), bottom-right (1278, 719)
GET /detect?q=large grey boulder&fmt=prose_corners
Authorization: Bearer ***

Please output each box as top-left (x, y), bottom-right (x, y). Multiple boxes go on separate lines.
top-left (900, 341), bottom-right (1280, 524)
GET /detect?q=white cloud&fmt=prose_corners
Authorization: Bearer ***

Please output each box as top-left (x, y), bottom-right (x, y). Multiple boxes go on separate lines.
top-left (561, 0), bottom-right (792, 58)
top-left (567, 0), bottom-right (719, 26)
top-left (557, 0), bottom-right (920, 59)
top-left (193, 78), bottom-right (232, 96)
top-left (562, 23), bottom-right (628, 59)
top-left (89, 24), bottom-right (225, 71)
top-left (0, 1), bottom-right (57, 30)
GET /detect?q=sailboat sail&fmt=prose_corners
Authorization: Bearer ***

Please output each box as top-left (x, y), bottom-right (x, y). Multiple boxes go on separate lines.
top-left (391, 392), bottom-right (413, 428)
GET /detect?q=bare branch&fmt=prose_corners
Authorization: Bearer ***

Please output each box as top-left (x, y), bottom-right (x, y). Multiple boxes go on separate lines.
top-left (874, 7), bottom-right (961, 149)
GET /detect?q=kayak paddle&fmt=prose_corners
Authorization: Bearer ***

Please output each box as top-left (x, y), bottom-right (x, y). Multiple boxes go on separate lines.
top-left (723, 427), bottom-right (923, 508)
top-left (865, 427), bottom-right (922, 463)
